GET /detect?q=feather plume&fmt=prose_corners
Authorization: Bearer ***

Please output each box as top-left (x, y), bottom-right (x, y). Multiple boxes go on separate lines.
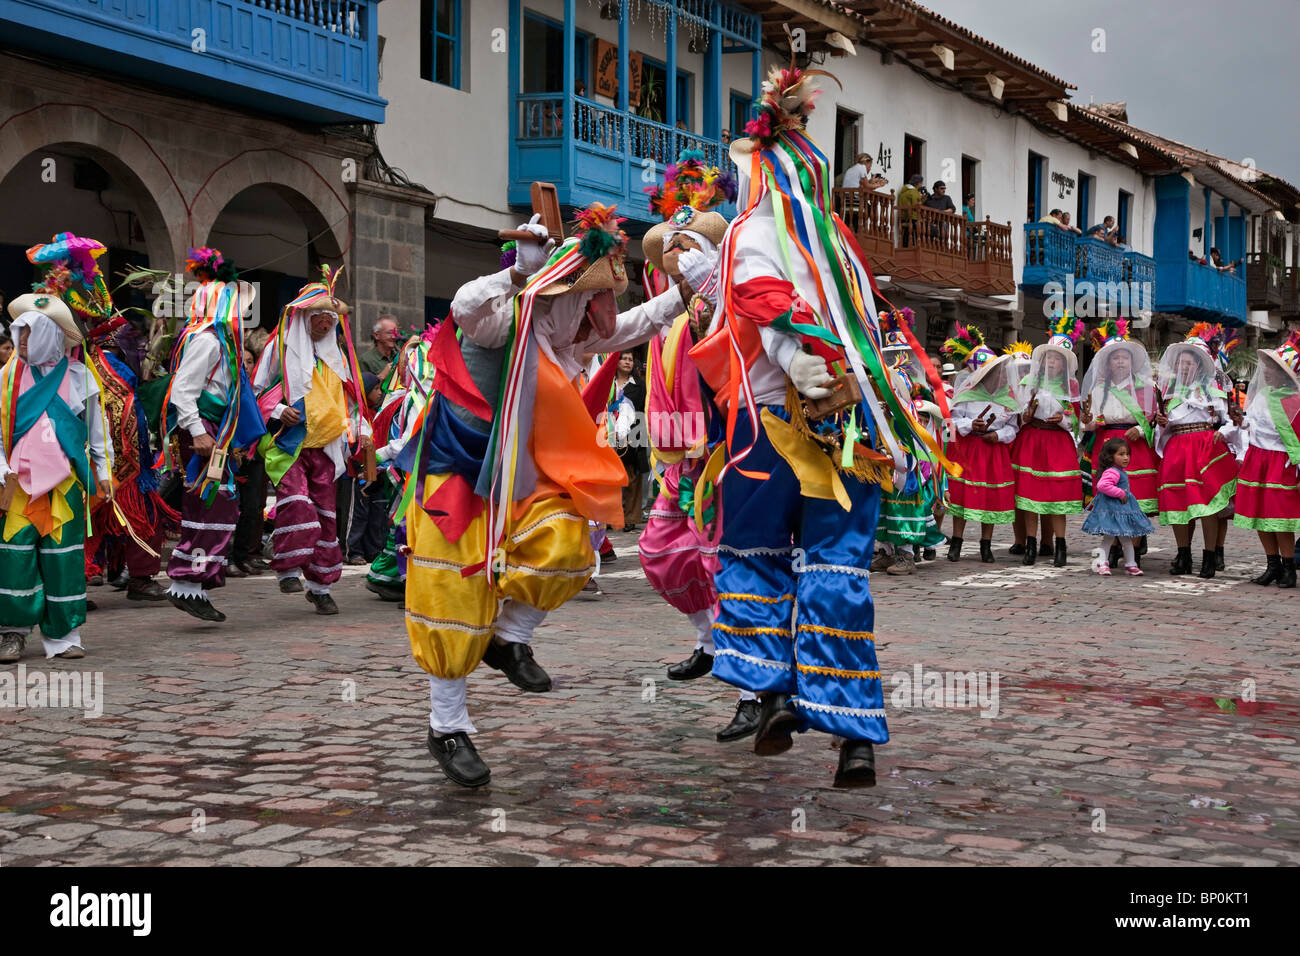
top-left (1002, 340), bottom-right (1034, 358)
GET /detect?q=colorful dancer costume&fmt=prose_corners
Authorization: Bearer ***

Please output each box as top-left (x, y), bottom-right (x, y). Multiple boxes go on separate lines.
top-left (253, 267), bottom-right (372, 614)
top-left (404, 204), bottom-right (692, 788)
top-left (1154, 323), bottom-right (1238, 578)
top-left (941, 326), bottom-right (1019, 562)
top-left (164, 249), bottom-right (265, 621)
top-left (634, 152), bottom-right (761, 741)
top-left (1081, 319), bottom-right (1158, 513)
top-left (366, 334), bottom-right (435, 603)
top-left (689, 66), bottom-right (950, 788)
top-left (871, 309), bottom-right (946, 574)
top-left (1229, 332), bottom-right (1300, 588)
top-left (1013, 315), bottom-right (1085, 567)
top-left (0, 286), bottom-right (111, 663)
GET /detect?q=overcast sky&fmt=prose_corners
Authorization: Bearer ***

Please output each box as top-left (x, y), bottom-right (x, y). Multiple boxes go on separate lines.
top-left (921, 0), bottom-right (1300, 185)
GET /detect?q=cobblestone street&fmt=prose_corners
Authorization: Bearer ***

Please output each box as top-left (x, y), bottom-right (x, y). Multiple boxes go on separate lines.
top-left (1, 517), bottom-right (1297, 867)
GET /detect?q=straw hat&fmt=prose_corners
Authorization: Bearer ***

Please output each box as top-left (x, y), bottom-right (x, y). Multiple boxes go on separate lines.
top-left (7, 292), bottom-right (81, 346)
top-left (643, 206), bottom-right (729, 274)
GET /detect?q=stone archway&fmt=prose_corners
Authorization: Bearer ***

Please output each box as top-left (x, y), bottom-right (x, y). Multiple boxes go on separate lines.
top-left (0, 103), bottom-right (186, 269)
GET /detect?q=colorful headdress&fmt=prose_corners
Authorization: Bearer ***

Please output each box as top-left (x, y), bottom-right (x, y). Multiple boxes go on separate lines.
top-left (878, 308), bottom-right (914, 352)
top-left (646, 149), bottom-right (736, 219)
top-left (1002, 340), bottom-right (1034, 360)
top-left (20, 232), bottom-right (115, 340)
top-left (499, 240), bottom-right (518, 271)
top-left (286, 263), bottom-right (349, 315)
top-left (941, 323), bottom-right (997, 373)
top-left (536, 203), bottom-right (630, 297)
top-left (1088, 317), bottom-right (1130, 352)
top-left (1271, 331), bottom-right (1300, 379)
top-left (1183, 321), bottom-right (1223, 356)
top-left (1215, 326), bottom-right (1242, 373)
top-left (186, 246), bottom-right (237, 282)
top-left (735, 65), bottom-right (826, 149)
top-left (1046, 312), bottom-right (1085, 351)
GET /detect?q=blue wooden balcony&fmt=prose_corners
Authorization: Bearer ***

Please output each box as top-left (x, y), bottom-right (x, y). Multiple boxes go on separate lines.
top-left (0, 0), bottom-right (385, 124)
top-left (508, 0), bottom-right (760, 228)
top-left (1022, 224), bottom-right (1156, 314)
top-left (1154, 260), bottom-right (1247, 324)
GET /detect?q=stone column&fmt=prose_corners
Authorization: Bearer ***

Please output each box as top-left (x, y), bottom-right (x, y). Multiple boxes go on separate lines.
top-left (349, 180), bottom-right (437, 346)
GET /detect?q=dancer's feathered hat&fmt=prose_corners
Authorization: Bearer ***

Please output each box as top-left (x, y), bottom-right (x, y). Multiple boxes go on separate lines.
top-left (941, 323), bottom-right (1002, 386)
top-left (1035, 312), bottom-right (1086, 374)
top-left (536, 203), bottom-right (630, 297)
top-left (878, 308), bottom-right (915, 353)
top-left (642, 150), bottom-right (734, 274)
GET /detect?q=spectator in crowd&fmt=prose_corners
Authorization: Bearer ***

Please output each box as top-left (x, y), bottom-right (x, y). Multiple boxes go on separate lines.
top-left (1114, 234), bottom-right (1132, 252)
top-left (359, 315), bottom-right (400, 379)
top-left (898, 174), bottom-right (926, 245)
top-left (609, 351), bottom-right (648, 532)
top-left (1209, 248), bottom-right (1239, 273)
top-left (842, 152), bottom-right (889, 191)
top-left (1039, 208), bottom-right (1066, 228)
top-left (1058, 211), bottom-right (1083, 235)
top-left (962, 193), bottom-right (977, 222)
top-left (0, 331), bottom-right (11, 366)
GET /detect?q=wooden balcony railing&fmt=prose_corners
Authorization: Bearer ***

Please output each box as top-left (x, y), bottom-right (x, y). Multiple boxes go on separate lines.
top-left (1283, 266), bottom-right (1299, 317)
top-left (1246, 252), bottom-right (1284, 310)
top-left (967, 219), bottom-right (1014, 293)
top-left (832, 187), bottom-right (895, 264)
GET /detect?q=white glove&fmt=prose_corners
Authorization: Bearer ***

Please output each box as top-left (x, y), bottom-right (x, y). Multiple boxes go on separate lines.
top-left (514, 213), bottom-right (555, 275)
top-left (788, 349), bottom-right (834, 399)
top-left (677, 249), bottom-right (717, 304)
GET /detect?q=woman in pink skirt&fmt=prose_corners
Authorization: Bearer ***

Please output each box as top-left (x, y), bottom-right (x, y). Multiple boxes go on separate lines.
top-left (1229, 332), bottom-right (1300, 588)
top-left (1081, 318), bottom-right (1159, 567)
top-left (939, 325), bottom-right (1019, 562)
top-left (1013, 316), bottom-right (1085, 567)
top-left (1154, 323), bottom-right (1239, 578)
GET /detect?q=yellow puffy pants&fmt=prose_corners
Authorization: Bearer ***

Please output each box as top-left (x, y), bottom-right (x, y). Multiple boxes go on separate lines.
top-left (405, 473), bottom-right (595, 679)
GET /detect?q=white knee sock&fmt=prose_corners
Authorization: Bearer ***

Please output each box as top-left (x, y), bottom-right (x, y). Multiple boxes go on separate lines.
top-left (738, 689), bottom-right (758, 702)
top-left (428, 675), bottom-right (476, 735)
top-left (1120, 537), bottom-right (1137, 567)
top-left (495, 600), bottom-right (547, 645)
top-left (687, 608), bottom-right (715, 654)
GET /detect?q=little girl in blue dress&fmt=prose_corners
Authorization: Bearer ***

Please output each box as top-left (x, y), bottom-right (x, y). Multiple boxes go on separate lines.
top-left (1083, 437), bottom-right (1155, 576)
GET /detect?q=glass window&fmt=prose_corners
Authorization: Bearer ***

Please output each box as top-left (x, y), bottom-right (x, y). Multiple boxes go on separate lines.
top-left (522, 13), bottom-right (588, 94)
top-left (421, 0), bottom-right (462, 89)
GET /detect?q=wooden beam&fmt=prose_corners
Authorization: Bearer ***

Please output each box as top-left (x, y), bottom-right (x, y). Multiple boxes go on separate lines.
top-left (767, 0), bottom-right (864, 39)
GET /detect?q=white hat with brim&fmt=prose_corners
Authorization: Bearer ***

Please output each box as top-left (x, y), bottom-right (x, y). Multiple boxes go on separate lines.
top-left (7, 292), bottom-right (81, 346)
top-left (1258, 348), bottom-right (1300, 390)
top-left (643, 208), bottom-right (729, 274)
top-left (964, 352), bottom-right (1011, 389)
top-left (1033, 341), bottom-right (1079, 377)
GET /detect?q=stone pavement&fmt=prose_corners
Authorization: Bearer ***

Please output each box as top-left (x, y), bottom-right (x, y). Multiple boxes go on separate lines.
top-left (1, 517), bottom-right (1297, 867)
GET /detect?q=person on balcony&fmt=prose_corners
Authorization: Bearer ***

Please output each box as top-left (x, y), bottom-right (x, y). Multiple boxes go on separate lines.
top-left (1012, 315), bottom-right (1085, 568)
top-left (1081, 319), bottom-right (1159, 569)
top-left (1058, 211), bottom-right (1083, 235)
top-left (404, 206), bottom-right (697, 789)
top-left (1153, 323), bottom-right (1240, 578)
top-left (842, 152), bottom-right (888, 192)
top-left (898, 174), bottom-right (926, 246)
top-left (1209, 248), bottom-right (1239, 274)
top-left (923, 181), bottom-right (956, 214)
top-left (1086, 215), bottom-right (1117, 241)
top-left (1039, 208), bottom-right (1066, 229)
top-left (962, 193), bottom-right (976, 222)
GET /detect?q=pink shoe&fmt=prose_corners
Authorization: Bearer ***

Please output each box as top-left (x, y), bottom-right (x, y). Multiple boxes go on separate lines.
top-left (1125, 565), bottom-right (1143, 576)
top-left (1094, 563), bottom-right (1111, 576)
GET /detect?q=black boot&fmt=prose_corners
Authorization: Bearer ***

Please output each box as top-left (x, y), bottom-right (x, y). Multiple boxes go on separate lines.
top-left (1253, 554), bottom-right (1282, 586)
top-left (1008, 541), bottom-right (1026, 556)
top-left (1042, 536), bottom-right (1055, 558)
top-left (1021, 536), bottom-right (1038, 566)
top-left (753, 693), bottom-right (801, 757)
top-left (1215, 546), bottom-right (1226, 572)
top-left (1136, 536), bottom-right (1149, 557)
top-left (1053, 538), bottom-right (1067, 567)
top-left (833, 739), bottom-right (877, 788)
top-left (1108, 541), bottom-right (1122, 569)
top-left (1197, 549), bottom-right (1216, 579)
top-left (1279, 558), bottom-right (1297, 589)
top-left (717, 698), bottom-right (761, 742)
top-left (979, 539), bottom-right (994, 563)
top-left (946, 536), bottom-right (963, 562)
top-left (1170, 546), bottom-right (1192, 575)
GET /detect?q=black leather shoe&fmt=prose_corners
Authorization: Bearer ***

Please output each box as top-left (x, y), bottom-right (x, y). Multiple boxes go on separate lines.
top-left (717, 699), bottom-right (761, 742)
top-left (167, 593), bottom-right (226, 622)
top-left (1053, 538), bottom-right (1067, 567)
top-left (1021, 536), bottom-right (1037, 566)
top-left (246, 557), bottom-right (272, 573)
top-left (1197, 549), bottom-right (1216, 579)
top-left (1171, 546), bottom-right (1192, 575)
top-left (922, 547), bottom-right (936, 561)
top-left (366, 578), bottom-right (405, 602)
top-left (427, 729), bottom-right (490, 788)
top-left (979, 539), bottom-right (994, 563)
top-left (225, 562), bottom-right (249, 579)
top-left (1253, 554), bottom-right (1282, 585)
top-left (1215, 546), bottom-right (1225, 572)
top-left (833, 739), bottom-right (877, 788)
top-left (667, 647), bottom-right (714, 680)
top-left (481, 640), bottom-right (552, 692)
top-left (306, 591), bottom-right (339, 615)
top-left (1007, 542), bottom-right (1026, 556)
top-left (753, 693), bottom-right (801, 757)
top-left (279, 576), bottom-right (304, 593)
top-left (946, 536), bottom-right (963, 561)
top-left (127, 577), bottom-right (168, 601)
